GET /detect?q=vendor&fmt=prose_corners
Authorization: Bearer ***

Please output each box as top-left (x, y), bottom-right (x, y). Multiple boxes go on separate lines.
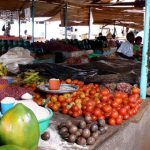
top-left (133, 36), bottom-right (142, 58)
top-left (3, 22), bottom-right (11, 36)
top-left (117, 32), bottom-right (135, 59)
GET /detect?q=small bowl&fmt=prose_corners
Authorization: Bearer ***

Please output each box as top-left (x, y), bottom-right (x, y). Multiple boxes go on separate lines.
top-left (38, 108), bottom-right (53, 134)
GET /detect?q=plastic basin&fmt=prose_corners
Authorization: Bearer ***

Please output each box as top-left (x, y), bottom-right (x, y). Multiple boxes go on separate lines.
top-left (38, 108), bottom-right (53, 134)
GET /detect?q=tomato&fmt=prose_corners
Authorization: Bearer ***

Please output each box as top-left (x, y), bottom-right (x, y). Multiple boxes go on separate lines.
top-left (91, 115), bottom-right (97, 121)
top-left (71, 105), bottom-right (80, 112)
top-left (51, 104), bottom-right (59, 112)
top-left (114, 97), bottom-right (122, 104)
top-left (61, 102), bottom-right (68, 107)
top-left (122, 93), bottom-right (128, 99)
top-left (68, 110), bottom-right (73, 115)
top-left (124, 105), bottom-right (130, 111)
top-left (108, 118), bottom-right (116, 125)
top-left (118, 115), bottom-right (123, 120)
top-left (114, 91), bottom-right (123, 98)
top-left (128, 109), bottom-right (134, 116)
top-left (98, 115), bottom-right (105, 120)
top-left (90, 89), bottom-right (97, 95)
top-left (103, 105), bottom-right (112, 113)
top-left (86, 105), bottom-right (94, 112)
top-left (129, 103), bottom-right (137, 108)
top-left (66, 98), bottom-right (73, 103)
top-left (56, 102), bottom-right (61, 107)
top-left (123, 114), bottom-right (130, 120)
top-left (97, 103), bottom-right (103, 109)
top-left (101, 95), bottom-right (109, 102)
top-left (132, 87), bottom-right (140, 94)
top-left (93, 108), bottom-right (102, 117)
top-left (111, 101), bottom-right (119, 108)
top-left (119, 108), bottom-right (127, 116)
top-left (128, 95), bottom-right (137, 103)
top-left (72, 112), bottom-right (80, 118)
top-left (47, 101), bottom-right (53, 108)
top-left (101, 88), bottom-right (110, 96)
top-left (116, 117), bottom-right (123, 125)
top-left (58, 95), bottom-right (65, 102)
top-left (61, 107), bottom-right (68, 114)
top-left (104, 112), bottom-right (111, 118)
top-left (111, 111), bottom-right (119, 119)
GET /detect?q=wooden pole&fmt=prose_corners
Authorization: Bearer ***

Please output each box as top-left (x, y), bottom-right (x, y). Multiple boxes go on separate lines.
top-left (31, 0), bottom-right (35, 42)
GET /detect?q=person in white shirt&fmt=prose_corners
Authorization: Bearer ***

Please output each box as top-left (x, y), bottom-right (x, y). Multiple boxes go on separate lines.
top-left (117, 32), bottom-right (135, 59)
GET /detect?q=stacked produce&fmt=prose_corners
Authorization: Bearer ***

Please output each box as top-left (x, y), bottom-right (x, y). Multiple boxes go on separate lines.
top-left (33, 79), bottom-right (142, 126)
top-left (31, 40), bottom-right (79, 54)
top-left (0, 84), bottom-right (34, 100)
top-left (58, 119), bottom-right (107, 146)
top-left (22, 71), bottom-right (43, 85)
top-left (0, 63), bottom-right (8, 77)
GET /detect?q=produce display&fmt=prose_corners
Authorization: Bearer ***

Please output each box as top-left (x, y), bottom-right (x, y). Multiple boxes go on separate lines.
top-left (33, 79), bottom-right (142, 126)
top-left (58, 119), bottom-right (107, 146)
top-left (0, 103), bottom-right (40, 150)
top-left (0, 145), bottom-right (28, 150)
top-left (0, 83), bottom-right (34, 100)
top-left (0, 64), bottom-right (8, 77)
top-left (31, 40), bottom-right (80, 54)
top-left (21, 71), bottom-right (43, 85)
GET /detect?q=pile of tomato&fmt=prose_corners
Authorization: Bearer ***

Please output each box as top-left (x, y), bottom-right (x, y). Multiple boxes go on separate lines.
top-left (34, 79), bottom-right (142, 126)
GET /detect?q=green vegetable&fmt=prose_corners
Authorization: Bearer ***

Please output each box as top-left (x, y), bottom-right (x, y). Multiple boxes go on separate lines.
top-left (0, 104), bottom-right (40, 150)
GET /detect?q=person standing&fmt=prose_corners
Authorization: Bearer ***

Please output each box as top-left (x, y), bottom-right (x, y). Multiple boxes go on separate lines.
top-left (117, 32), bottom-right (135, 59)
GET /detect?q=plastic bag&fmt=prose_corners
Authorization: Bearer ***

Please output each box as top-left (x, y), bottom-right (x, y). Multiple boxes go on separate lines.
top-left (0, 47), bottom-right (34, 73)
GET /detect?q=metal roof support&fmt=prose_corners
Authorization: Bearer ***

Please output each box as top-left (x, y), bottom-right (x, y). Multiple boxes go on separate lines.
top-left (64, 3), bottom-right (68, 40)
top-left (45, 21), bottom-right (47, 39)
top-left (140, 0), bottom-right (150, 99)
top-left (88, 7), bottom-right (92, 39)
top-left (31, 0), bottom-right (35, 42)
top-left (18, 11), bottom-right (21, 38)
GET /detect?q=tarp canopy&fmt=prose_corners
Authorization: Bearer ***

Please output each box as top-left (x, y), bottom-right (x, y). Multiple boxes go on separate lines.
top-left (0, 0), bottom-right (145, 29)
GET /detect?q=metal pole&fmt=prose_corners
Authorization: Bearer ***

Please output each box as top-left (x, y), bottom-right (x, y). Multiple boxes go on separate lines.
top-left (45, 21), bottom-right (47, 39)
top-left (18, 12), bottom-right (21, 38)
top-left (31, 0), bottom-right (35, 42)
top-left (64, 3), bottom-right (68, 39)
top-left (88, 7), bottom-right (92, 39)
top-left (140, 0), bottom-right (150, 99)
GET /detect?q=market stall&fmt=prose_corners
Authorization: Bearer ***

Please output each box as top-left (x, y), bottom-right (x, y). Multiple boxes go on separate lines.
top-left (0, 0), bottom-right (149, 150)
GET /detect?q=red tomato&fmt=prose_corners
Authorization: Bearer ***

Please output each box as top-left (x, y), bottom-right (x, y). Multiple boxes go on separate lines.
top-left (111, 111), bottom-right (119, 119)
top-left (86, 105), bottom-right (94, 112)
top-left (103, 105), bottom-right (112, 113)
top-left (114, 97), bottom-right (122, 104)
top-left (114, 91), bottom-right (123, 98)
top-left (119, 108), bottom-right (127, 116)
top-left (68, 110), bottom-right (73, 115)
top-left (62, 102), bottom-right (68, 107)
top-left (111, 101), bottom-right (119, 108)
top-left (122, 93), bottom-right (128, 99)
top-left (101, 88), bottom-right (110, 96)
top-left (72, 112), bottom-right (80, 118)
top-left (90, 89), bottom-right (97, 95)
top-left (123, 114), bottom-right (130, 120)
top-left (128, 109), bottom-right (134, 116)
top-left (71, 105), bottom-right (80, 112)
top-left (97, 103), bottom-right (103, 109)
top-left (108, 118), bottom-right (116, 125)
top-left (51, 104), bottom-right (59, 112)
top-left (91, 115), bottom-right (97, 121)
top-left (132, 87), bottom-right (140, 94)
top-left (93, 108), bottom-right (102, 117)
top-left (101, 95), bottom-right (110, 102)
top-left (118, 115), bottom-right (123, 120)
top-left (58, 95), bottom-right (65, 102)
top-left (124, 105), bottom-right (130, 111)
top-left (116, 117), bottom-right (123, 125)
top-left (61, 107), bottom-right (68, 114)
top-left (128, 95), bottom-right (137, 103)
top-left (137, 98), bottom-right (142, 104)
top-left (66, 98), bottom-right (73, 103)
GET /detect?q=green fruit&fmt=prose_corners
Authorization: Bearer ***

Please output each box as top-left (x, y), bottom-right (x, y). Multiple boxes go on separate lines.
top-left (0, 145), bottom-right (28, 150)
top-left (0, 103), bottom-right (40, 150)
